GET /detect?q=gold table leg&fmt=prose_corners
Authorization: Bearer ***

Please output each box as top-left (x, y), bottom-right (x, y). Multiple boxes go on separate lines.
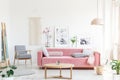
top-left (60, 67), bottom-right (62, 77)
top-left (70, 66), bottom-right (72, 79)
top-left (45, 67), bottom-right (47, 79)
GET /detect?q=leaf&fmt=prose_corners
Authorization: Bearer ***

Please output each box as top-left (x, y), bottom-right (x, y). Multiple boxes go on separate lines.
top-left (0, 71), bottom-right (2, 73)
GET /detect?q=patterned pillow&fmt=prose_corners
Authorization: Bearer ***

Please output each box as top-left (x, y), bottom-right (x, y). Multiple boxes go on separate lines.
top-left (49, 51), bottom-right (63, 56)
top-left (71, 53), bottom-right (88, 58)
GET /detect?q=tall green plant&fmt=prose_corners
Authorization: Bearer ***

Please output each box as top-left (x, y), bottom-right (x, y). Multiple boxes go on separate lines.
top-left (111, 60), bottom-right (120, 75)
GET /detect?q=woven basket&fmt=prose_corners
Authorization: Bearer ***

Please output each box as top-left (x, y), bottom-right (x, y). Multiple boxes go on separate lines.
top-left (94, 66), bottom-right (103, 75)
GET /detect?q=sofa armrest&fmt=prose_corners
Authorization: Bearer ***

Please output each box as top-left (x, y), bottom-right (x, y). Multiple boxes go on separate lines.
top-left (94, 52), bottom-right (100, 66)
top-left (37, 51), bottom-right (43, 67)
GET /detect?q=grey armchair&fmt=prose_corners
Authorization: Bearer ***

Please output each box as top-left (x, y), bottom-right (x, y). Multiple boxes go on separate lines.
top-left (14, 45), bottom-right (32, 65)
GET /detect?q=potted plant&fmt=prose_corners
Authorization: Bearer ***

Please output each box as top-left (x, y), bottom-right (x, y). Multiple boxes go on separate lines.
top-left (111, 60), bottom-right (120, 74)
top-left (111, 60), bottom-right (120, 80)
top-left (0, 65), bottom-right (17, 80)
top-left (70, 36), bottom-right (76, 47)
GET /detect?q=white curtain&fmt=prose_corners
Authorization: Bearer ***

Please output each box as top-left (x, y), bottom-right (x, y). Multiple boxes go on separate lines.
top-left (110, 0), bottom-right (120, 60)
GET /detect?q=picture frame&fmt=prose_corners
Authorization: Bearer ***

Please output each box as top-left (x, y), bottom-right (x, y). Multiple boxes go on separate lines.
top-left (77, 36), bottom-right (91, 48)
top-left (55, 26), bottom-right (69, 47)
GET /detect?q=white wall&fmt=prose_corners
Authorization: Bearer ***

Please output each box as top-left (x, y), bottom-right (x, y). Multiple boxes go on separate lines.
top-left (0, 0), bottom-right (10, 62)
top-left (9, 0), bottom-right (111, 64)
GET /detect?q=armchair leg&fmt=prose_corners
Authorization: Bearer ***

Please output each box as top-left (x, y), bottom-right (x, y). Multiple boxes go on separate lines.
top-left (25, 60), bottom-right (26, 65)
top-left (31, 59), bottom-right (32, 65)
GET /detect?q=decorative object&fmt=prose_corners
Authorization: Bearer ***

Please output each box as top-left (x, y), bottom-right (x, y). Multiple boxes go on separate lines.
top-left (70, 36), bottom-right (77, 47)
top-left (42, 47), bottom-right (49, 57)
top-left (0, 65), bottom-right (17, 80)
top-left (87, 53), bottom-right (95, 65)
top-left (91, 0), bottom-right (103, 25)
top-left (77, 36), bottom-right (91, 48)
top-left (42, 27), bottom-right (52, 47)
top-left (111, 60), bottom-right (120, 75)
top-left (29, 17), bottom-right (42, 45)
top-left (82, 49), bottom-right (94, 55)
top-left (55, 26), bottom-right (69, 47)
top-left (94, 66), bottom-right (103, 75)
top-left (111, 60), bottom-right (120, 80)
top-left (56, 61), bottom-right (60, 65)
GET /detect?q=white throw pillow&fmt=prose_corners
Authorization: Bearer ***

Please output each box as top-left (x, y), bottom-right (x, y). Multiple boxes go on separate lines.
top-left (87, 53), bottom-right (95, 65)
top-left (42, 47), bottom-right (49, 57)
top-left (83, 49), bottom-right (94, 56)
top-left (49, 51), bottom-right (63, 56)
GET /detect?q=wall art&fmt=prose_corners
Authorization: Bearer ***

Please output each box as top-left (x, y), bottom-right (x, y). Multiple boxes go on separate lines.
top-left (55, 26), bottom-right (69, 47)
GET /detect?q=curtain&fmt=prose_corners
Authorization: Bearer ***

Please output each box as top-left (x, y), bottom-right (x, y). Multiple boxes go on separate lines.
top-left (110, 0), bottom-right (120, 60)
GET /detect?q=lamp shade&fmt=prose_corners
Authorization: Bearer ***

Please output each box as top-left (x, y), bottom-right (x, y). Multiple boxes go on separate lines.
top-left (91, 18), bottom-right (103, 25)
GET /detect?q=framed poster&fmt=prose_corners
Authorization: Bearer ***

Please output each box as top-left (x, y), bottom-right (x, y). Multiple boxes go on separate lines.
top-left (42, 27), bottom-right (53, 47)
top-left (55, 26), bottom-right (69, 47)
top-left (77, 36), bottom-right (91, 48)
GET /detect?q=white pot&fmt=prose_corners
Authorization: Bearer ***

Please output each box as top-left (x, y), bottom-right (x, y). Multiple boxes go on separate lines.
top-left (2, 77), bottom-right (14, 80)
top-left (113, 74), bottom-right (120, 80)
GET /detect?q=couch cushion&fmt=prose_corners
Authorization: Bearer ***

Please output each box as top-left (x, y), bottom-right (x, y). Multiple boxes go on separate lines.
top-left (48, 51), bottom-right (63, 56)
top-left (42, 47), bottom-right (49, 57)
top-left (71, 53), bottom-right (88, 58)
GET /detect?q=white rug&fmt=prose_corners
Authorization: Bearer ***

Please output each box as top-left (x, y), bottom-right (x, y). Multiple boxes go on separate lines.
top-left (14, 69), bottom-right (35, 77)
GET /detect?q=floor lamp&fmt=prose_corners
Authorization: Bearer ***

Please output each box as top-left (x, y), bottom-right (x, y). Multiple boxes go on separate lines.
top-left (91, 0), bottom-right (104, 25)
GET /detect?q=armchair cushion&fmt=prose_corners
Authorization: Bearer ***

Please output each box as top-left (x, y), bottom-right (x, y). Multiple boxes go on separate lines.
top-left (17, 54), bottom-right (31, 59)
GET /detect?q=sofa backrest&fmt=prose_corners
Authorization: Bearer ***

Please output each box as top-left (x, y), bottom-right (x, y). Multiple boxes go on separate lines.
top-left (47, 48), bottom-right (83, 56)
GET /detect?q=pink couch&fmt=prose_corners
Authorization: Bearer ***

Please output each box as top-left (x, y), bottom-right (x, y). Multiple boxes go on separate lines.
top-left (37, 48), bottom-right (100, 68)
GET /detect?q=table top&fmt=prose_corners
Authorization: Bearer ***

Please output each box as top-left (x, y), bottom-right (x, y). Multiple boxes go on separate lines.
top-left (44, 63), bottom-right (74, 68)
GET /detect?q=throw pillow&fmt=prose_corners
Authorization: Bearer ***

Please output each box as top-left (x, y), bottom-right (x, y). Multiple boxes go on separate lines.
top-left (87, 53), bottom-right (95, 65)
top-left (71, 53), bottom-right (88, 58)
top-left (42, 47), bottom-right (49, 57)
top-left (83, 49), bottom-right (94, 56)
top-left (49, 51), bottom-right (63, 56)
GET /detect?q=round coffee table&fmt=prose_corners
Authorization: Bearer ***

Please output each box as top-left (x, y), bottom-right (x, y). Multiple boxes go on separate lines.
top-left (44, 63), bottom-right (74, 79)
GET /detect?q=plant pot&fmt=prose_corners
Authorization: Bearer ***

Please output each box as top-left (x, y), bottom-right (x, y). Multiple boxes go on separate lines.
top-left (102, 65), bottom-right (113, 80)
top-left (113, 74), bottom-right (120, 80)
top-left (2, 77), bottom-right (14, 80)
top-left (94, 66), bottom-right (103, 75)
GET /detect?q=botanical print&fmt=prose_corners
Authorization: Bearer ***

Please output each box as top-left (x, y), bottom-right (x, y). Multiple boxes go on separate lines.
top-left (42, 27), bottom-right (53, 47)
top-left (55, 26), bottom-right (69, 47)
